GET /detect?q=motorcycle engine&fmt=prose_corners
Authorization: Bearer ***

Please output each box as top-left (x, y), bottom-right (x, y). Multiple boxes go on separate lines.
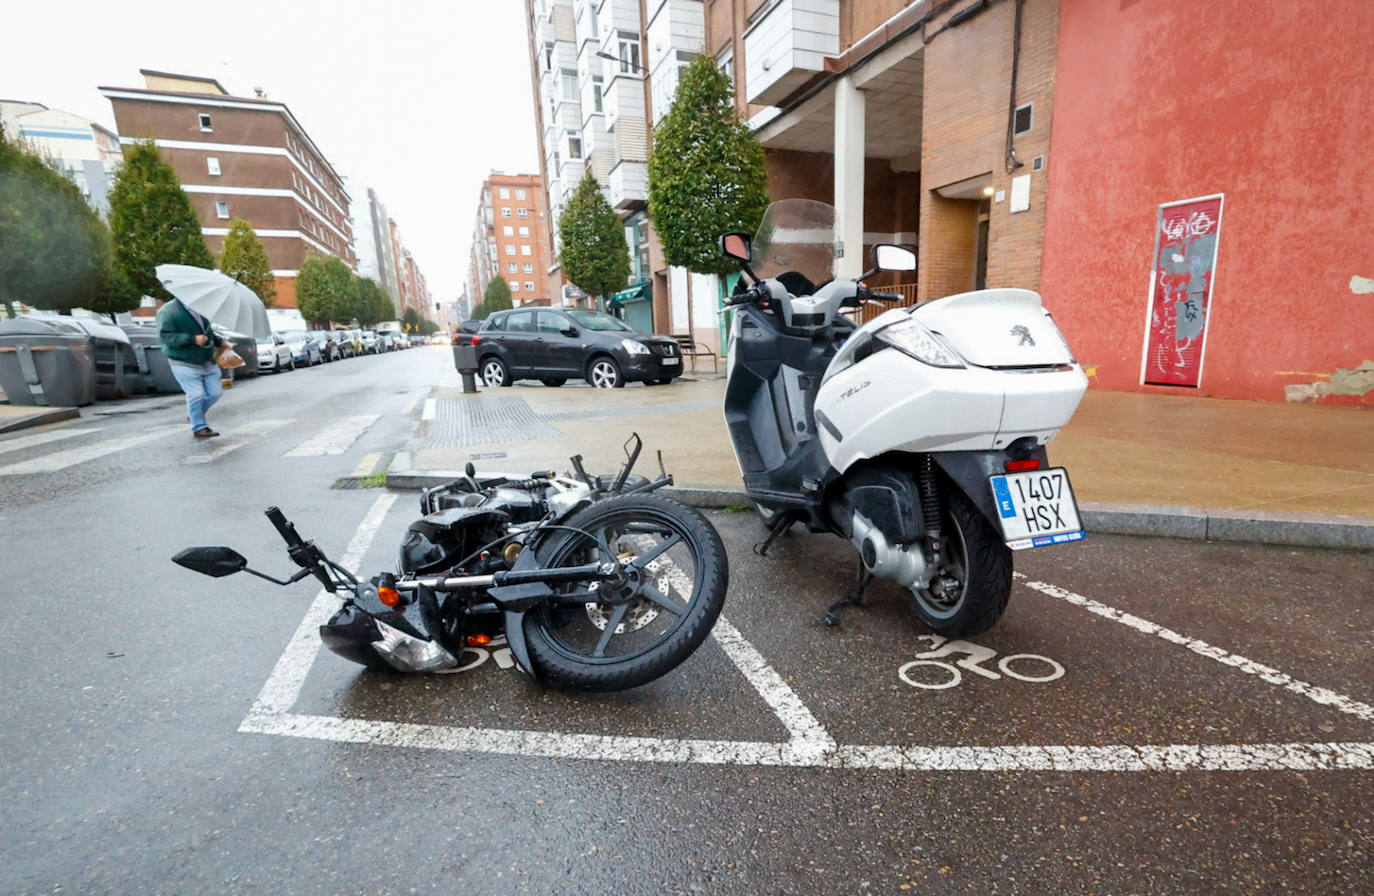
top-left (398, 506), bottom-right (511, 575)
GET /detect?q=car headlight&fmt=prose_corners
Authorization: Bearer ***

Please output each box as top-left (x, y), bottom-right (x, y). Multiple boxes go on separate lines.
top-left (621, 339), bottom-right (650, 355)
top-left (875, 318), bottom-right (965, 368)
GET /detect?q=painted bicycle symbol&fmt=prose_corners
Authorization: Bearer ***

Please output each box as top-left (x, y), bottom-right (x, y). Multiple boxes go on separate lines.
top-left (898, 635), bottom-right (1064, 690)
top-left (436, 633), bottom-right (520, 675)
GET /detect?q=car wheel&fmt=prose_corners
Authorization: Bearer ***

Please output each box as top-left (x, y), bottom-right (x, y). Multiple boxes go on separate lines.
top-left (273, 357), bottom-right (281, 374)
top-left (288, 356), bottom-right (297, 371)
top-left (481, 356), bottom-right (511, 387)
top-left (587, 356), bottom-right (623, 388)
top-left (540, 378), bottom-right (566, 387)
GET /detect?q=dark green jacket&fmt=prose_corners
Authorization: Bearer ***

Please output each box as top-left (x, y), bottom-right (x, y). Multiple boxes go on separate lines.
top-left (157, 299), bottom-right (222, 365)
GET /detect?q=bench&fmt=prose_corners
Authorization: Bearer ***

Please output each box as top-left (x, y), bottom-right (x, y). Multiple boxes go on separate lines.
top-left (671, 334), bottom-right (718, 374)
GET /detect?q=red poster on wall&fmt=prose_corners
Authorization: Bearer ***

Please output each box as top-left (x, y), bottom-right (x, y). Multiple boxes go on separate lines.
top-left (1142, 195), bottom-right (1224, 387)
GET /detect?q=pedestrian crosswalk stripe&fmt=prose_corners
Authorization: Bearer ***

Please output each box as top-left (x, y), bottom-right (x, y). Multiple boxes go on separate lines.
top-left (0, 424), bottom-right (183, 475)
top-left (0, 427), bottom-right (104, 458)
top-left (283, 415), bottom-right (380, 457)
top-left (185, 419), bottom-right (294, 464)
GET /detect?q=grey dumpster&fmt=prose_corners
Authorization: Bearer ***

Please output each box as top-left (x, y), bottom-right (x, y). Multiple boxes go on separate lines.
top-left (51, 316), bottom-right (137, 400)
top-left (452, 343), bottom-right (479, 393)
top-left (0, 318), bottom-right (96, 407)
top-left (119, 324), bottom-right (181, 394)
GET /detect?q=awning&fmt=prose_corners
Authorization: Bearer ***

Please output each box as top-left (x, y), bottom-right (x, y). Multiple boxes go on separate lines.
top-left (608, 282), bottom-right (650, 308)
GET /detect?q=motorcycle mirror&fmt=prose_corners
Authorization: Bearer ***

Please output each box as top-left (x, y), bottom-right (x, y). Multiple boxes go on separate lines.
top-left (870, 243), bottom-right (916, 272)
top-left (720, 232), bottom-right (752, 262)
top-left (172, 546), bottom-right (248, 578)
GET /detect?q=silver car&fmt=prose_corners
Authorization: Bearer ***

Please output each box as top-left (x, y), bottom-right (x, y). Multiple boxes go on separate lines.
top-left (256, 332), bottom-right (295, 373)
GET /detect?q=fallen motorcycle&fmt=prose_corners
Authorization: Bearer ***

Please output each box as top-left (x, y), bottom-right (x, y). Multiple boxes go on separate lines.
top-left (174, 438), bottom-right (728, 691)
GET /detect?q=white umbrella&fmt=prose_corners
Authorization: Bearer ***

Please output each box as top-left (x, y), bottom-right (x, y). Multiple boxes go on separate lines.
top-left (155, 264), bottom-right (272, 339)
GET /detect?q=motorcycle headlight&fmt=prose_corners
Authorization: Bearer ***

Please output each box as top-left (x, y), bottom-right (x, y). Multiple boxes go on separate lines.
top-left (621, 339), bottom-right (650, 355)
top-left (875, 318), bottom-right (965, 368)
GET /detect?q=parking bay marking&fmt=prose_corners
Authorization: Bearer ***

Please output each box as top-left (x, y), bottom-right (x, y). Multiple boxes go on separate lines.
top-left (185, 419), bottom-right (293, 464)
top-left (237, 499), bottom-right (1374, 772)
top-left (283, 414), bottom-right (380, 457)
top-left (0, 426), bottom-right (104, 457)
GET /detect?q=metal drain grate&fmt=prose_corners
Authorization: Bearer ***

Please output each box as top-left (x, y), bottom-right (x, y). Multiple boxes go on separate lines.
top-left (424, 396), bottom-right (561, 448)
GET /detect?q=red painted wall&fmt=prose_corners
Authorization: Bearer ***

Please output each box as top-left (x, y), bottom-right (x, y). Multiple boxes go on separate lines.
top-left (1040, 0), bottom-right (1374, 403)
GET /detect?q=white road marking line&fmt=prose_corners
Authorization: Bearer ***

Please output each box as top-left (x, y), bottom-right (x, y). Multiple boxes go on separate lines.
top-left (184, 419), bottom-right (293, 464)
top-left (352, 452), bottom-right (382, 477)
top-left (0, 427), bottom-right (103, 456)
top-left (283, 414), bottom-right (379, 457)
top-left (402, 394), bottom-right (422, 415)
top-left (830, 742), bottom-right (1374, 772)
top-left (0, 424), bottom-right (183, 475)
top-left (1017, 575), bottom-right (1374, 723)
top-left (421, 398), bottom-right (436, 422)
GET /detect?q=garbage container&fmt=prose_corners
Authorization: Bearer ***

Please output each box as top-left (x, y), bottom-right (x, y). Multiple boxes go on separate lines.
top-left (451, 343), bottom-right (479, 393)
top-left (0, 318), bottom-right (96, 407)
top-left (51, 316), bottom-right (137, 400)
top-left (119, 323), bottom-right (181, 394)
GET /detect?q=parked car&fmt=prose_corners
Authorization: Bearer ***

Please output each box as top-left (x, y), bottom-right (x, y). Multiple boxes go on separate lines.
top-left (395, 333), bottom-right (412, 349)
top-left (280, 329), bottom-right (322, 366)
top-left (309, 329), bottom-right (341, 362)
top-left (212, 325), bottom-right (260, 380)
top-left (377, 332), bottom-right (396, 353)
top-left (332, 328), bottom-right (357, 358)
top-left (360, 330), bottom-right (380, 354)
top-left (458, 319), bottom-right (483, 335)
top-left (475, 308), bottom-right (683, 388)
top-left (256, 332), bottom-right (295, 372)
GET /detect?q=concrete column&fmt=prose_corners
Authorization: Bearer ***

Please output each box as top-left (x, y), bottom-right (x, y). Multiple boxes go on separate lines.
top-left (833, 74), bottom-right (866, 280)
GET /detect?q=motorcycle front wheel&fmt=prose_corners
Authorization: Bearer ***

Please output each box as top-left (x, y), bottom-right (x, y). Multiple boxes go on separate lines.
top-left (907, 487), bottom-right (1012, 638)
top-left (525, 492), bottom-right (728, 692)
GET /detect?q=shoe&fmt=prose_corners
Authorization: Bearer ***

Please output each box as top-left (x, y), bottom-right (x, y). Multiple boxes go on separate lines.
top-left (193, 428), bottom-right (218, 438)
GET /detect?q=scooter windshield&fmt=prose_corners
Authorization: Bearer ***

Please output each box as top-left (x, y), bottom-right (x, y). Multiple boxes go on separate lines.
top-left (751, 199), bottom-right (837, 293)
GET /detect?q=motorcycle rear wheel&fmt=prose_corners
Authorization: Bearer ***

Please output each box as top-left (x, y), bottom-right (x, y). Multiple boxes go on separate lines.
top-left (525, 492), bottom-right (728, 692)
top-left (907, 488), bottom-right (1012, 638)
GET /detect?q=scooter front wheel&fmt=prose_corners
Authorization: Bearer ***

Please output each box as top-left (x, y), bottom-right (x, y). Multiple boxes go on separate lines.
top-left (907, 488), bottom-right (1012, 638)
top-left (524, 493), bottom-right (728, 692)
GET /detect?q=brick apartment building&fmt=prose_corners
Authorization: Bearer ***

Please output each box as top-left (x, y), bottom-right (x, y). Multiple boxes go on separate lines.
top-left (100, 70), bottom-right (356, 309)
top-left (466, 172), bottom-right (558, 308)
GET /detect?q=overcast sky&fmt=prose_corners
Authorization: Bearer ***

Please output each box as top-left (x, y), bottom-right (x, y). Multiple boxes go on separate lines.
top-left (0, 1), bottom-right (540, 302)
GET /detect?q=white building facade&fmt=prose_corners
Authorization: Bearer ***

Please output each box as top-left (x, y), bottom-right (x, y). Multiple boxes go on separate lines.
top-left (0, 101), bottom-right (123, 217)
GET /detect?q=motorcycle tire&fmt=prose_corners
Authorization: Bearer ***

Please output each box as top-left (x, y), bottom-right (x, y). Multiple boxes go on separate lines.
top-left (524, 492), bottom-right (728, 692)
top-left (907, 486), bottom-right (1012, 638)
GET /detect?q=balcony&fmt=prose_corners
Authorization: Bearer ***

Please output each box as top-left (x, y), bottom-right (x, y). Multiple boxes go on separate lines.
top-left (744, 0), bottom-right (839, 107)
top-left (607, 159), bottom-right (647, 211)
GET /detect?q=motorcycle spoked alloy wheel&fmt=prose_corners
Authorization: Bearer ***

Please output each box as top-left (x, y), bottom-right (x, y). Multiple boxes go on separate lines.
top-left (525, 492), bottom-right (727, 692)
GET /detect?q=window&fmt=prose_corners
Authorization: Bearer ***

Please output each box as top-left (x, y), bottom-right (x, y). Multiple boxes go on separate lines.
top-left (536, 312), bottom-right (564, 334)
top-left (518, 226), bottom-right (530, 237)
top-left (568, 134), bottom-right (582, 160)
top-left (524, 281), bottom-right (535, 293)
top-left (215, 201), bottom-right (229, 219)
top-left (1013, 103), bottom-right (1033, 136)
top-left (523, 263), bottom-right (533, 273)
top-left (617, 31), bottom-right (641, 74)
top-left (517, 207), bottom-right (529, 218)
top-left (501, 207), bottom-right (512, 218)
top-left (486, 314), bottom-right (506, 331)
top-left (503, 225), bottom-right (514, 236)
top-left (717, 46), bottom-right (734, 86)
top-left (206, 156), bottom-right (221, 176)
top-left (521, 245), bottom-right (532, 256)
top-left (508, 262), bottom-right (518, 273)
top-left (499, 187), bottom-right (511, 199)
top-left (561, 68), bottom-right (578, 101)
top-left (505, 244), bottom-right (516, 255)
top-left (515, 188), bottom-right (527, 200)
top-left (592, 77), bottom-right (604, 113)
top-left (508, 312), bottom-right (534, 334)
top-left (198, 113), bottom-right (213, 131)
top-left (508, 280), bottom-right (522, 295)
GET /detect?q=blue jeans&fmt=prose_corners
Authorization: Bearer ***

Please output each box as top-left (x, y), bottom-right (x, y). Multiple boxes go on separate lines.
top-left (170, 361), bottom-right (223, 432)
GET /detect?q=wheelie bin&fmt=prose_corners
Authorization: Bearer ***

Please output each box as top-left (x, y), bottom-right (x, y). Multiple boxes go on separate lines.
top-left (120, 323), bottom-right (181, 394)
top-left (0, 317), bottom-right (96, 407)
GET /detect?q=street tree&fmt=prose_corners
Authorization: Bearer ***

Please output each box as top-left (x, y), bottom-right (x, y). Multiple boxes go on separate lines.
top-left (108, 140), bottom-right (213, 301)
top-left (218, 219), bottom-right (277, 307)
top-left (648, 54), bottom-right (769, 276)
top-left (348, 276), bottom-right (392, 327)
top-left (469, 301), bottom-right (488, 321)
top-left (296, 254), bottom-right (352, 326)
top-left (0, 124), bottom-right (115, 317)
top-left (559, 172), bottom-right (631, 302)
top-left (369, 283), bottom-right (396, 324)
top-left (402, 306), bottom-right (422, 333)
top-left (483, 276), bottom-right (514, 313)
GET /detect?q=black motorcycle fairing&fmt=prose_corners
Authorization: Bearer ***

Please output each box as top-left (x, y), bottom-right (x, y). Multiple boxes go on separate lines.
top-left (929, 443), bottom-right (1051, 529)
top-left (833, 460), bottom-right (928, 543)
top-left (399, 505), bottom-right (511, 575)
top-left (318, 604), bottom-right (392, 671)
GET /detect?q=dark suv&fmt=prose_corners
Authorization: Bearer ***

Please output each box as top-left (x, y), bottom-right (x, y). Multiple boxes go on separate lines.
top-left (475, 308), bottom-right (682, 388)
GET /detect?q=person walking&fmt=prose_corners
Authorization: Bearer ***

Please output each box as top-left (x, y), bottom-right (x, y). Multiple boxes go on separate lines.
top-left (157, 297), bottom-right (224, 438)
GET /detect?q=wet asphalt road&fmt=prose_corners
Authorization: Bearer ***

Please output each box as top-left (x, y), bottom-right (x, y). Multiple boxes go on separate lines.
top-left (1, 348), bottom-right (1371, 895)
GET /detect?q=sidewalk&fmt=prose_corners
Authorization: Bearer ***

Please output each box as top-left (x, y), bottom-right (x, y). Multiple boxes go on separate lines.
top-left (388, 377), bottom-right (1374, 550)
top-left (0, 402), bottom-right (80, 434)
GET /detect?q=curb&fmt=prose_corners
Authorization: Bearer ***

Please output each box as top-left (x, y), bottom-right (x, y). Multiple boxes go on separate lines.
top-left (0, 406), bottom-right (81, 435)
top-left (381, 465), bottom-right (1374, 551)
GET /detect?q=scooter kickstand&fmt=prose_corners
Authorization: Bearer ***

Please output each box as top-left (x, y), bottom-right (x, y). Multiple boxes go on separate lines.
top-left (753, 512), bottom-right (796, 557)
top-left (824, 560), bottom-right (874, 627)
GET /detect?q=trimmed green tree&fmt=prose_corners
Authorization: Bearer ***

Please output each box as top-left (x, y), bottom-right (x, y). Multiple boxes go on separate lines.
top-left (469, 301), bottom-right (488, 321)
top-left (483, 276), bottom-right (514, 313)
top-left (559, 173), bottom-right (631, 302)
top-left (107, 140), bottom-right (213, 301)
top-left (648, 53), bottom-right (769, 276)
top-left (369, 283), bottom-right (396, 325)
top-left (218, 219), bottom-right (277, 307)
top-left (347, 276), bottom-right (393, 327)
top-left (0, 124), bottom-right (115, 317)
top-left (296, 254), bottom-right (352, 326)
top-left (401, 306), bottom-right (422, 333)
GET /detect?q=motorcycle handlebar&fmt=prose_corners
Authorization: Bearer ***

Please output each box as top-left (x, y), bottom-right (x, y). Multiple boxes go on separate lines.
top-left (265, 506), bottom-right (305, 548)
top-left (860, 288), bottom-right (903, 302)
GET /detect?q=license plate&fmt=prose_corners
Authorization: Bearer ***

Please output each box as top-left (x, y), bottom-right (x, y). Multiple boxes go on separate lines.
top-left (988, 468), bottom-right (1085, 550)
top-left (662, 357), bottom-right (680, 365)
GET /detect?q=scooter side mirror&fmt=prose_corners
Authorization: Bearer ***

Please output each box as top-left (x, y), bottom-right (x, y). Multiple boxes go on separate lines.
top-left (720, 233), bottom-right (752, 262)
top-left (870, 243), bottom-right (916, 272)
top-left (173, 546), bottom-right (248, 578)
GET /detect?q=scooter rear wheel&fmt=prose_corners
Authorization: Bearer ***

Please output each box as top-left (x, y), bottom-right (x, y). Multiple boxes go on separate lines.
top-left (524, 493), bottom-right (728, 692)
top-left (907, 488), bottom-right (1012, 638)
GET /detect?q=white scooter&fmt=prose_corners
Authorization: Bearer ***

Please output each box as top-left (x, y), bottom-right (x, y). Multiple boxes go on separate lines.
top-left (719, 199), bottom-right (1088, 636)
